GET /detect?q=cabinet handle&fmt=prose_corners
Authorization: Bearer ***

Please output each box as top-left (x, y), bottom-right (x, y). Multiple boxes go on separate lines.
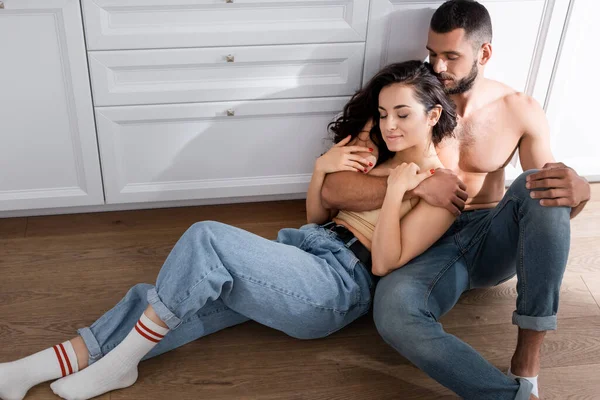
top-left (226, 54), bottom-right (235, 63)
top-left (226, 0), bottom-right (234, 3)
top-left (226, 109), bottom-right (235, 117)
top-left (0, 2), bottom-right (5, 9)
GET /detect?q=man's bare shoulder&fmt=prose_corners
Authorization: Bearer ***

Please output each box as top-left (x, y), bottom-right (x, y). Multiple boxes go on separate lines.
top-left (499, 90), bottom-right (548, 139)
top-left (503, 91), bottom-right (541, 112)
top-left (477, 79), bottom-right (523, 109)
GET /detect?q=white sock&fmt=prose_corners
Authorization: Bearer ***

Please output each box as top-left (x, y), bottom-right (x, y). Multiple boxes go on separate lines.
top-left (0, 340), bottom-right (79, 400)
top-left (51, 313), bottom-right (169, 400)
top-left (508, 367), bottom-right (539, 398)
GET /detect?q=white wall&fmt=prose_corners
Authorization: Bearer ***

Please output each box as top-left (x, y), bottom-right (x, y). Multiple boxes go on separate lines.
top-left (544, 0), bottom-right (600, 180)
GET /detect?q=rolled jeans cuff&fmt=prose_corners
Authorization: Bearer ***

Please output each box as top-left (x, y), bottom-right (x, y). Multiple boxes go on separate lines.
top-left (76, 326), bottom-right (103, 367)
top-left (147, 287), bottom-right (182, 330)
top-left (512, 311), bottom-right (557, 331)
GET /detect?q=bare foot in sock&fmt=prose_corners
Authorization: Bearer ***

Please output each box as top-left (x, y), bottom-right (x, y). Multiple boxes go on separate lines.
top-left (508, 368), bottom-right (539, 399)
top-left (0, 341), bottom-right (78, 400)
top-left (51, 314), bottom-right (168, 400)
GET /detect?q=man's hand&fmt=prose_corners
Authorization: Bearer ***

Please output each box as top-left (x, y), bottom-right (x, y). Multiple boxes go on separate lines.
top-left (526, 162), bottom-right (591, 218)
top-left (413, 168), bottom-right (468, 216)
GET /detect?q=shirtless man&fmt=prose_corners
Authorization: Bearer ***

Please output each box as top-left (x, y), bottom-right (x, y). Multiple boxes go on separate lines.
top-left (321, 1), bottom-right (591, 399)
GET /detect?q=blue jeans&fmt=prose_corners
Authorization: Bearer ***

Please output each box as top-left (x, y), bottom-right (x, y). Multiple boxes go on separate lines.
top-left (373, 170), bottom-right (571, 400)
top-left (78, 222), bottom-right (374, 367)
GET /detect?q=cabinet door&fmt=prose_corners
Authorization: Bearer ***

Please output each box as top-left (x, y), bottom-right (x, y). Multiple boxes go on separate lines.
top-left (88, 43), bottom-right (365, 106)
top-left (0, 0), bottom-right (104, 211)
top-left (95, 98), bottom-right (348, 204)
top-left (81, 0), bottom-right (370, 50)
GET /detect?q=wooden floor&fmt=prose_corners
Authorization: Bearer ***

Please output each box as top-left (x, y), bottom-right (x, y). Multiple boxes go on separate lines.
top-left (1, 185), bottom-right (600, 399)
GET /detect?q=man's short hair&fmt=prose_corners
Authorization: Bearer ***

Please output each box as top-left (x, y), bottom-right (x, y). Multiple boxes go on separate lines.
top-left (430, 0), bottom-right (493, 48)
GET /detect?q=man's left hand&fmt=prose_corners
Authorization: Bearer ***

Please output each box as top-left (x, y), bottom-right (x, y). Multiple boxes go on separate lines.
top-left (526, 162), bottom-right (591, 218)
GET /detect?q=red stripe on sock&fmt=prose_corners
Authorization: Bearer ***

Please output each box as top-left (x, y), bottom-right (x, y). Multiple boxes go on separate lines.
top-left (135, 323), bottom-right (161, 343)
top-left (138, 319), bottom-right (165, 339)
top-left (58, 343), bottom-right (73, 376)
top-left (53, 345), bottom-right (66, 377)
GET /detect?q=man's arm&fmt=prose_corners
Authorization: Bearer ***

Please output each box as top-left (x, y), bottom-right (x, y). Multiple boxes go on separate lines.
top-left (517, 94), bottom-right (555, 171)
top-left (321, 168), bottom-right (468, 215)
top-left (516, 94), bottom-right (591, 218)
top-left (321, 171), bottom-right (387, 211)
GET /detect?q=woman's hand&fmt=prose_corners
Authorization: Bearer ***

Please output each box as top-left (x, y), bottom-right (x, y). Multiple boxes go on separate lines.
top-left (315, 135), bottom-right (374, 174)
top-left (387, 163), bottom-right (433, 195)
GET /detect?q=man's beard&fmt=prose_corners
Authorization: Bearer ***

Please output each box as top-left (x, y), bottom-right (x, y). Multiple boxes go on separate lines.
top-left (441, 60), bottom-right (479, 95)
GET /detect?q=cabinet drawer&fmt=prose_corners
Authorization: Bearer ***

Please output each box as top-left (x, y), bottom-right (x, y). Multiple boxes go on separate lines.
top-left (89, 43), bottom-right (365, 106)
top-left (95, 97), bottom-right (349, 203)
top-left (81, 0), bottom-right (369, 50)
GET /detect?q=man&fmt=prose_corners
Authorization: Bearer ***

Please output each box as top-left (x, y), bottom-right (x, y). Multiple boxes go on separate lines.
top-left (321, 1), bottom-right (591, 399)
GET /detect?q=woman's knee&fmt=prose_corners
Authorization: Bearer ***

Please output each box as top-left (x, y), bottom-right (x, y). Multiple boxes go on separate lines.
top-left (184, 220), bottom-right (221, 239)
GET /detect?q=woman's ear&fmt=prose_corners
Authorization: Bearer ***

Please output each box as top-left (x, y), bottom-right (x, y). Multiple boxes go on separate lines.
top-left (428, 105), bottom-right (443, 127)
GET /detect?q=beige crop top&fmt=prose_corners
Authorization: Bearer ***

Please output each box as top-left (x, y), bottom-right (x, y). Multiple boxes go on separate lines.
top-left (336, 199), bottom-right (415, 241)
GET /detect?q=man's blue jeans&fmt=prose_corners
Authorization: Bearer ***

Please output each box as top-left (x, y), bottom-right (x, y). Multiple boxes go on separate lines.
top-left (373, 170), bottom-right (571, 399)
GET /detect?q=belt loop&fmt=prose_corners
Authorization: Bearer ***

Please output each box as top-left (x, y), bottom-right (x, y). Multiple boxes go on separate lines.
top-left (345, 237), bottom-right (358, 248)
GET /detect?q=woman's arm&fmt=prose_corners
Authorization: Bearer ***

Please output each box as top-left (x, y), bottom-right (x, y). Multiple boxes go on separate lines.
top-left (306, 169), bottom-right (337, 224)
top-left (371, 195), bottom-right (455, 276)
top-left (306, 135), bottom-right (372, 224)
top-left (371, 163), bottom-right (455, 276)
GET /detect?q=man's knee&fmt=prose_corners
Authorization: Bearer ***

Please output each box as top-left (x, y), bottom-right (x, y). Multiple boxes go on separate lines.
top-left (508, 169), bottom-right (540, 199)
top-left (373, 278), bottom-right (425, 351)
top-left (509, 170), bottom-right (571, 219)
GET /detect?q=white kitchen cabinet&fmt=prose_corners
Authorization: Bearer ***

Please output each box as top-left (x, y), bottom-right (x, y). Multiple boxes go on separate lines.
top-left (1, 0), bottom-right (591, 217)
top-left (81, 0), bottom-right (370, 50)
top-left (95, 97), bottom-right (347, 204)
top-left (83, 0), bottom-right (370, 205)
top-left (0, 0), bottom-right (104, 211)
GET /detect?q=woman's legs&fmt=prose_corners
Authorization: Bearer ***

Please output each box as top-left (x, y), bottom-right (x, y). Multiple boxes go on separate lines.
top-left (69, 282), bottom-right (248, 371)
top-left (45, 221), bottom-right (371, 400)
top-left (67, 303), bottom-right (168, 371)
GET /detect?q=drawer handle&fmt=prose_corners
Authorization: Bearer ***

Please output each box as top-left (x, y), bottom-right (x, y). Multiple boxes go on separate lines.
top-left (226, 54), bottom-right (235, 63)
top-left (226, 109), bottom-right (235, 117)
top-left (226, 0), bottom-right (234, 3)
top-left (0, 2), bottom-right (4, 9)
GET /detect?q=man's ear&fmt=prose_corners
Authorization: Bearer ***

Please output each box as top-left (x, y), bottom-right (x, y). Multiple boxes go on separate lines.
top-left (480, 43), bottom-right (492, 65)
top-left (428, 105), bottom-right (443, 127)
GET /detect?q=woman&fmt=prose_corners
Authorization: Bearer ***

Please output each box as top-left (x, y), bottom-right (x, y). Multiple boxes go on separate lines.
top-left (0, 61), bottom-right (457, 400)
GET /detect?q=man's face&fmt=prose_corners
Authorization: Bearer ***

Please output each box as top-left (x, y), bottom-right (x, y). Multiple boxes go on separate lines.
top-left (427, 28), bottom-right (480, 95)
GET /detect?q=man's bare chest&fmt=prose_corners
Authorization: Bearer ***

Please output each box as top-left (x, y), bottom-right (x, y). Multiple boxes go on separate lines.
top-left (437, 116), bottom-right (521, 173)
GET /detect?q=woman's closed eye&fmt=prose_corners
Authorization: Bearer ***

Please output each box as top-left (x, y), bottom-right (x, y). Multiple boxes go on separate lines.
top-left (379, 114), bottom-right (408, 119)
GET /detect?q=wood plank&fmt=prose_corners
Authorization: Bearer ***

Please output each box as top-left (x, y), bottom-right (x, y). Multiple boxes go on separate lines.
top-left (539, 363), bottom-right (600, 399)
top-left (442, 273), bottom-right (600, 329)
top-left (0, 217), bottom-right (27, 239)
top-left (581, 273), bottom-right (600, 310)
top-left (1, 192), bottom-right (600, 399)
top-left (449, 316), bottom-right (600, 370)
top-left (566, 237), bottom-right (600, 274)
top-left (24, 200), bottom-right (307, 238)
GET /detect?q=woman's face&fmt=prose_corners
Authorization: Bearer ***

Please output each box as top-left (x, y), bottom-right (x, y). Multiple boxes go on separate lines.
top-left (377, 83), bottom-right (434, 152)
